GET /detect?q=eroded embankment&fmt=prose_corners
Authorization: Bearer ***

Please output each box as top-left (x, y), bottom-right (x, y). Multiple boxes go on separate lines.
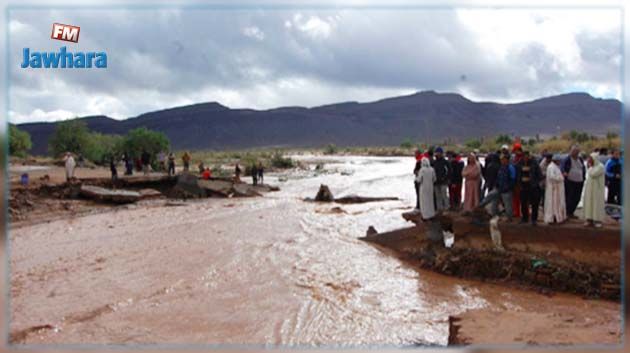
top-left (9, 174), bottom-right (278, 227)
top-left (360, 211), bottom-right (621, 346)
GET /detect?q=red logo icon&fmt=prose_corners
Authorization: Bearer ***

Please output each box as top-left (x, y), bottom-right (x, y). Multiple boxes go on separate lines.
top-left (51, 23), bottom-right (80, 43)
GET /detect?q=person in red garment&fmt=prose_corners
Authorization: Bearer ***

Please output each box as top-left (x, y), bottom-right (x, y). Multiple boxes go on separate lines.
top-left (512, 142), bottom-right (524, 218)
top-left (202, 167), bottom-right (212, 180)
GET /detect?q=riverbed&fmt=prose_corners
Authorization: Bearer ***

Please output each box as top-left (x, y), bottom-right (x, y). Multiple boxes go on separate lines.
top-left (9, 156), bottom-right (620, 346)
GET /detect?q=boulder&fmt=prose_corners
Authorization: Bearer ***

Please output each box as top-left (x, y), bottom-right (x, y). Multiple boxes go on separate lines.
top-left (198, 179), bottom-right (233, 197)
top-left (175, 173), bottom-right (205, 197)
top-left (232, 183), bottom-right (262, 197)
top-left (80, 185), bottom-right (140, 204)
top-left (315, 184), bottom-right (334, 202)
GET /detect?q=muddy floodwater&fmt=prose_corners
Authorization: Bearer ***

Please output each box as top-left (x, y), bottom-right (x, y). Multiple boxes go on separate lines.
top-left (9, 156), bottom-right (620, 346)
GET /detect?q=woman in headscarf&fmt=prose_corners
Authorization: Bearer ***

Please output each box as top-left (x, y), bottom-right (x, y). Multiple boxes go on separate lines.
top-left (583, 152), bottom-right (606, 227)
top-left (462, 152), bottom-right (481, 212)
top-left (544, 155), bottom-right (567, 224)
top-left (416, 157), bottom-right (436, 220)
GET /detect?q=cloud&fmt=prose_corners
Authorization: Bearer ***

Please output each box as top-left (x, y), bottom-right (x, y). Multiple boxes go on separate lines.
top-left (8, 7), bottom-right (621, 123)
top-left (290, 14), bottom-right (336, 39)
top-left (242, 26), bottom-right (265, 40)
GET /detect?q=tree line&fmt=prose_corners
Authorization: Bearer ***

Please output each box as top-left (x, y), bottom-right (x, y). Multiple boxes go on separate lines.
top-left (9, 119), bottom-right (170, 164)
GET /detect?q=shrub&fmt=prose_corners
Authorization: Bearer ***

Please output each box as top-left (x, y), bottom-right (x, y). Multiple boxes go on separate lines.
top-left (464, 138), bottom-right (482, 149)
top-left (9, 125), bottom-right (32, 157)
top-left (324, 143), bottom-right (338, 155)
top-left (270, 150), bottom-right (294, 169)
top-left (400, 138), bottom-right (414, 149)
top-left (85, 133), bottom-right (124, 164)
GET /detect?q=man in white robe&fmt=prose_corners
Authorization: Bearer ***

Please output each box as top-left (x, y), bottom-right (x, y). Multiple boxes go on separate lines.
top-left (416, 158), bottom-right (436, 220)
top-left (544, 155), bottom-right (566, 224)
top-left (64, 152), bottom-right (76, 182)
top-left (583, 152), bottom-right (605, 227)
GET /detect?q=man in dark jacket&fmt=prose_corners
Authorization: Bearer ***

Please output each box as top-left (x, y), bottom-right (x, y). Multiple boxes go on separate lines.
top-left (605, 149), bottom-right (622, 205)
top-left (479, 153), bottom-right (515, 221)
top-left (448, 152), bottom-right (464, 210)
top-left (141, 150), bottom-right (151, 175)
top-left (517, 151), bottom-right (543, 225)
top-left (483, 152), bottom-right (500, 194)
top-left (431, 147), bottom-right (452, 211)
top-left (561, 146), bottom-right (586, 218)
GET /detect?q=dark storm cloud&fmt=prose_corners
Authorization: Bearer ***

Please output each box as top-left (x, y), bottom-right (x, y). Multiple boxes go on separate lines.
top-left (8, 8), bottom-right (622, 123)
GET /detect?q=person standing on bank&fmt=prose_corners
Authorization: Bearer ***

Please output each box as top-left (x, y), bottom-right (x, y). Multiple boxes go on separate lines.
top-left (251, 163), bottom-right (258, 186)
top-left (167, 152), bottom-right (176, 176)
top-left (561, 146), bottom-right (586, 218)
top-left (462, 152), bottom-right (481, 213)
top-left (413, 150), bottom-right (423, 209)
top-left (182, 151), bottom-right (192, 172)
top-left (517, 151), bottom-right (542, 225)
top-left (478, 154), bottom-right (515, 221)
top-left (257, 162), bottom-right (264, 185)
top-left (431, 147), bottom-right (451, 212)
top-left (605, 149), bottom-right (622, 205)
top-left (545, 155), bottom-right (567, 224)
top-left (583, 152), bottom-right (606, 227)
top-left (449, 152), bottom-right (464, 211)
top-left (141, 150), bottom-right (151, 175)
top-left (539, 153), bottom-right (552, 207)
top-left (416, 157), bottom-right (436, 220)
top-left (64, 152), bottom-right (76, 182)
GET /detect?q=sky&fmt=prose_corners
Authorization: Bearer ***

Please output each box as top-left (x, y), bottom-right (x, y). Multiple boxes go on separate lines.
top-left (7, 6), bottom-right (622, 124)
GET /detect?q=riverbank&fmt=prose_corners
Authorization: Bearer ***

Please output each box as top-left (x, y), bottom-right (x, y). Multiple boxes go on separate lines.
top-left (360, 209), bottom-right (621, 346)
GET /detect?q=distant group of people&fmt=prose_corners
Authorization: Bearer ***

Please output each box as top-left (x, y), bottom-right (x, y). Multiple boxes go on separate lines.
top-left (111, 150), bottom-right (195, 179)
top-left (413, 141), bottom-right (622, 227)
top-left (105, 150), bottom-right (267, 187)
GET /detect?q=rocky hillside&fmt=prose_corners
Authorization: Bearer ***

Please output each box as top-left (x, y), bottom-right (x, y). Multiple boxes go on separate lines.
top-left (18, 91), bottom-right (621, 155)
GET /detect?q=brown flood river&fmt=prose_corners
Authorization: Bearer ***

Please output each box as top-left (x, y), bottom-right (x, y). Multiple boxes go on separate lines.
top-left (9, 156), bottom-right (620, 346)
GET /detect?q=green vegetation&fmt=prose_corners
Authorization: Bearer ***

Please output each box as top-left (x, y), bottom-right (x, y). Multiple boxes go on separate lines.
top-left (121, 128), bottom-right (170, 160)
top-left (270, 150), bottom-right (294, 168)
top-left (494, 134), bottom-right (512, 145)
top-left (464, 138), bottom-right (482, 149)
top-left (9, 125), bottom-right (32, 157)
top-left (399, 138), bottom-right (414, 149)
top-left (48, 118), bottom-right (170, 165)
top-left (324, 143), bottom-right (338, 155)
top-left (48, 119), bottom-right (91, 157)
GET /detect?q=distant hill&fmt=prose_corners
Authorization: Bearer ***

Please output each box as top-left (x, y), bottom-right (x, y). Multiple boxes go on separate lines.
top-left (18, 91), bottom-right (621, 155)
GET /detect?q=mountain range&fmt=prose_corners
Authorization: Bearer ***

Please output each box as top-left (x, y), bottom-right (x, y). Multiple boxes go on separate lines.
top-left (18, 91), bottom-right (621, 155)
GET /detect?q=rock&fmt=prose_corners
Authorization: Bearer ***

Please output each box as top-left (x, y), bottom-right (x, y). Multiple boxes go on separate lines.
top-left (197, 179), bottom-right (233, 197)
top-left (232, 183), bottom-right (262, 197)
top-left (80, 185), bottom-right (140, 204)
top-left (315, 184), bottom-right (334, 202)
top-left (253, 184), bottom-right (280, 192)
top-left (175, 173), bottom-right (205, 197)
top-left (366, 226), bottom-right (378, 237)
top-left (138, 188), bottom-right (162, 199)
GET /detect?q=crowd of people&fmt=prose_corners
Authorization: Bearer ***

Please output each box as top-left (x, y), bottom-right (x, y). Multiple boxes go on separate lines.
top-left (413, 141), bottom-right (623, 228)
top-left (102, 150), bottom-right (265, 185)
